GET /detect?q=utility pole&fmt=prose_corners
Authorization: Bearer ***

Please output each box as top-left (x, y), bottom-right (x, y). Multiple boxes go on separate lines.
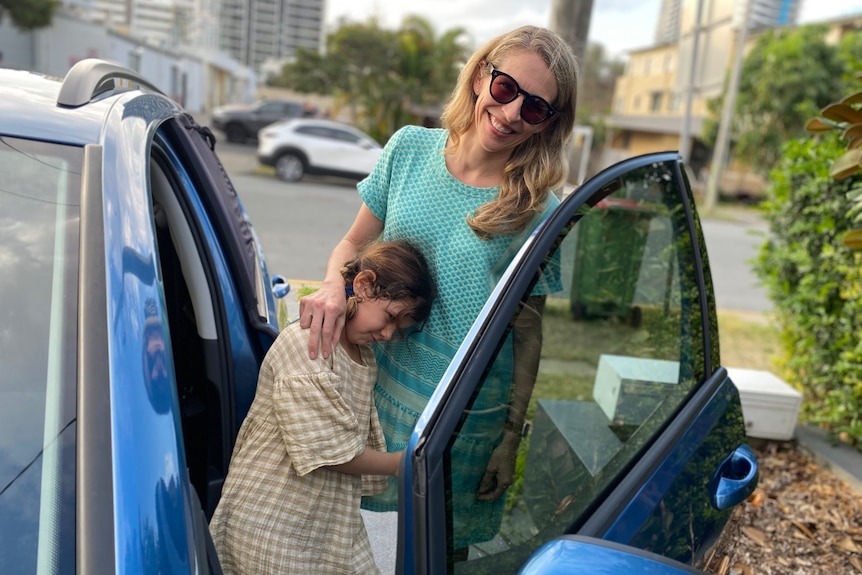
top-left (678, 0), bottom-right (704, 165)
top-left (703, 0), bottom-right (753, 212)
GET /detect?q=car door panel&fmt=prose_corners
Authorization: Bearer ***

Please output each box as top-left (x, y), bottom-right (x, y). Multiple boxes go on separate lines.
top-left (586, 372), bottom-right (752, 561)
top-left (402, 153), bottom-right (757, 574)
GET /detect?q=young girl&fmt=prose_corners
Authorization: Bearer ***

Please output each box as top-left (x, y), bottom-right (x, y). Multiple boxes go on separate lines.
top-left (209, 239), bottom-right (435, 575)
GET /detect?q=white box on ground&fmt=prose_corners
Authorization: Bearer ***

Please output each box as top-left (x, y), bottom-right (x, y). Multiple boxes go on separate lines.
top-left (593, 355), bottom-right (680, 425)
top-left (727, 367), bottom-right (802, 441)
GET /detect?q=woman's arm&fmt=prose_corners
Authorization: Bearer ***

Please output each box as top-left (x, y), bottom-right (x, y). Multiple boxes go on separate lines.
top-left (326, 448), bottom-right (403, 477)
top-left (477, 295), bottom-right (546, 501)
top-left (299, 203), bottom-right (384, 359)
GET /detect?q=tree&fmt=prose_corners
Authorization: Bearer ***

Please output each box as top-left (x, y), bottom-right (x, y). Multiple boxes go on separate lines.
top-left (577, 42), bottom-right (625, 117)
top-left (0, 0), bottom-right (58, 30)
top-left (269, 16), bottom-right (469, 143)
top-left (702, 24), bottom-right (846, 175)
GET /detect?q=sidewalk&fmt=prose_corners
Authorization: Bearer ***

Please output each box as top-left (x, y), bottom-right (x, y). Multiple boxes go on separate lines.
top-left (795, 424), bottom-right (862, 496)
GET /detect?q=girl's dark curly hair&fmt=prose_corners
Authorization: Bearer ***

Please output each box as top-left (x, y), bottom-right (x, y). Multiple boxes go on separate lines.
top-left (340, 239), bottom-right (436, 326)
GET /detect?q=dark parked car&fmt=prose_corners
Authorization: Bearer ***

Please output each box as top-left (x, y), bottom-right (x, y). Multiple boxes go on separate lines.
top-left (211, 99), bottom-right (305, 143)
top-left (0, 59), bottom-right (757, 575)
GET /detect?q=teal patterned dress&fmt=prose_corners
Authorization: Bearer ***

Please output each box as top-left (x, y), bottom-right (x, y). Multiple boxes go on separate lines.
top-left (358, 126), bottom-right (559, 548)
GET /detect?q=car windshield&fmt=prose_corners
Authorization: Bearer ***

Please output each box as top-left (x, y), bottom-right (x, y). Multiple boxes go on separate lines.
top-left (0, 136), bottom-right (81, 574)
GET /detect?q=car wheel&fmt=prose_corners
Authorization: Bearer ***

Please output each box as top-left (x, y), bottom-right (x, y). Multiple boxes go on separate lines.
top-left (225, 124), bottom-right (246, 143)
top-left (275, 153), bottom-right (305, 182)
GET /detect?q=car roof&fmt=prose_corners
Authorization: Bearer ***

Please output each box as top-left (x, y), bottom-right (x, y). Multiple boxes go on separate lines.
top-left (284, 117), bottom-right (374, 135)
top-left (0, 61), bottom-right (172, 147)
top-left (0, 67), bottom-right (111, 145)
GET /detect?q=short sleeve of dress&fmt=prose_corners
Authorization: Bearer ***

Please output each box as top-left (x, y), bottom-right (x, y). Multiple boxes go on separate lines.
top-left (272, 371), bottom-right (364, 476)
top-left (531, 193), bottom-right (564, 296)
top-left (357, 126), bottom-right (409, 222)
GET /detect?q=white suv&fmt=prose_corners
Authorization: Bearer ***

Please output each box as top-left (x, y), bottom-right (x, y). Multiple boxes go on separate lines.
top-left (257, 118), bottom-right (382, 182)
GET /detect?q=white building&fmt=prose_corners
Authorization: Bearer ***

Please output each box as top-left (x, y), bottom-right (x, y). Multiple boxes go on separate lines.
top-left (0, 7), bottom-right (256, 113)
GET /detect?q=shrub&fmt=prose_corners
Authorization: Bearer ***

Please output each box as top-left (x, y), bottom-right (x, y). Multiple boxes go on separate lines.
top-left (754, 134), bottom-right (862, 447)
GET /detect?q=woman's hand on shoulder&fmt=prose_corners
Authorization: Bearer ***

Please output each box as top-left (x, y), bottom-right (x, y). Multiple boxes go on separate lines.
top-left (299, 281), bottom-right (347, 360)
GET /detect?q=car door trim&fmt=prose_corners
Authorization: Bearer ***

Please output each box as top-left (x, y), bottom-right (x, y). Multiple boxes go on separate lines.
top-left (77, 143), bottom-right (117, 572)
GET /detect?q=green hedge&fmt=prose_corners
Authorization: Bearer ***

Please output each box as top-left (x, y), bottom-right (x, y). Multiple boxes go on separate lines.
top-left (754, 133), bottom-right (862, 447)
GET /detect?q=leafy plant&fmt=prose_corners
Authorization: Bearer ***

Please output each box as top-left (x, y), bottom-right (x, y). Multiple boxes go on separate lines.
top-left (753, 134), bottom-right (862, 448)
top-left (805, 73), bottom-right (862, 250)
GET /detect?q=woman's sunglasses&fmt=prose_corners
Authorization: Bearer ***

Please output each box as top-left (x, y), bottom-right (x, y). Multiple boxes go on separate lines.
top-left (488, 64), bottom-right (557, 124)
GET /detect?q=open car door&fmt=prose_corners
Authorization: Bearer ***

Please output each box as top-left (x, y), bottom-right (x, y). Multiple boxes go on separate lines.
top-left (400, 152), bottom-right (758, 574)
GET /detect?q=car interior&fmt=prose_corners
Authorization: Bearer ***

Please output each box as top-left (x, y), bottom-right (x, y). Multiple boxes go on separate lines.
top-left (149, 130), bottom-right (233, 519)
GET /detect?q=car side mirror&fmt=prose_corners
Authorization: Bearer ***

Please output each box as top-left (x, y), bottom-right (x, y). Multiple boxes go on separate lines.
top-left (518, 535), bottom-right (705, 575)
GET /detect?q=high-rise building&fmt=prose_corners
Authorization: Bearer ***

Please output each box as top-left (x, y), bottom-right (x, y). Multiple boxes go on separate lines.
top-left (655, 0), bottom-right (800, 44)
top-left (738, 0), bottom-right (800, 30)
top-left (62, 0), bottom-right (200, 46)
top-left (62, 0), bottom-right (324, 70)
top-left (655, 0), bottom-right (682, 45)
top-left (218, 0), bottom-right (325, 75)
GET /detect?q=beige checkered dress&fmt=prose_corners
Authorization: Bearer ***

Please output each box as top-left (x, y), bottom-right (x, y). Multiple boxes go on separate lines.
top-left (210, 322), bottom-right (388, 574)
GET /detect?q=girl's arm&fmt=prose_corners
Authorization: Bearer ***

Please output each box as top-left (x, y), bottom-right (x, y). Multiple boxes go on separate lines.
top-left (326, 448), bottom-right (403, 477)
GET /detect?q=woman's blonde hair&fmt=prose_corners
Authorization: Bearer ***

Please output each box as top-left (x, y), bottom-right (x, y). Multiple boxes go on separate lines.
top-left (441, 25), bottom-right (579, 239)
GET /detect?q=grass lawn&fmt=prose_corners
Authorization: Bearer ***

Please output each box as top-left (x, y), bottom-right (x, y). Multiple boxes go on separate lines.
top-left (717, 309), bottom-right (781, 372)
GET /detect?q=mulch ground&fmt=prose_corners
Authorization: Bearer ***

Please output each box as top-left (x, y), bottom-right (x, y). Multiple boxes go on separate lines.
top-left (704, 441), bottom-right (862, 575)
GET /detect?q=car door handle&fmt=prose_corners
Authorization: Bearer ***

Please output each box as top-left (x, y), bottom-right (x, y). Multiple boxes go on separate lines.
top-left (708, 444), bottom-right (759, 510)
top-left (271, 274), bottom-right (291, 299)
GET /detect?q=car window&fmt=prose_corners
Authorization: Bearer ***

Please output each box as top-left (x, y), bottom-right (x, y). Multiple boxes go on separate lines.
top-left (295, 125), bottom-right (334, 139)
top-left (256, 102), bottom-right (279, 114)
top-left (443, 161), bottom-right (707, 572)
top-left (330, 129), bottom-right (360, 144)
top-left (0, 136), bottom-right (81, 574)
top-left (257, 101), bottom-right (301, 116)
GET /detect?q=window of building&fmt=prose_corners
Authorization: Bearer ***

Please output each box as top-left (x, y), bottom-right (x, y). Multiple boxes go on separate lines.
top-left (650, 92), bottom-right (663, 112)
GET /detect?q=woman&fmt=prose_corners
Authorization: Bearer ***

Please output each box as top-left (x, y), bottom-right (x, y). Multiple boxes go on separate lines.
top-left (300, 25), bottom-right (578, 550)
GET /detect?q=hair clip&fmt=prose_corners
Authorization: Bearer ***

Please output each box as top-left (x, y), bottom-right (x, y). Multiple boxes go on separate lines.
top-left (345, 285), bottom-right (355, 298)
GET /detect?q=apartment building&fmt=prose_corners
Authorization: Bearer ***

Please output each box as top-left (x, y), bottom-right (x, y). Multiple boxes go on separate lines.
top-left (605, 0), bottom-right (801, 177)
top-left (218, 0), bottom-right (325, 75)
top-left (62, 0), bottom-right (324, 75)
top-left (62, 0), bottom-right (199, 46)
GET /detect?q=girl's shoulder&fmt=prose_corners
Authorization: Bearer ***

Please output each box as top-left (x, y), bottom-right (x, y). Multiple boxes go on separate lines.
top-left (266, 322), bottom-right (330, 374)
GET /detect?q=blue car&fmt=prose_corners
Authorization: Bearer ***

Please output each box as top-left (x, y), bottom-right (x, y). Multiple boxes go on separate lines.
top-left (0, 60), bottom-right (757, 574)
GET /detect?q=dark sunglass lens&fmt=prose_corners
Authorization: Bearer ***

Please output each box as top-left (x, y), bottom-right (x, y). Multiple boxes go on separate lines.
top-left (521, 97), bottom-right (549, 123)
top-left (490, 75), bottom-right (518, 103)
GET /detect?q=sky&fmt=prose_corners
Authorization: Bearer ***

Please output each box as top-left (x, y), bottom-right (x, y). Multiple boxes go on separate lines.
top-left (323, 0), bottom-right (862, 60)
